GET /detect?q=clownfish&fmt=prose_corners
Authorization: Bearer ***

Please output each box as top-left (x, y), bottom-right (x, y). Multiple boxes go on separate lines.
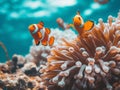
top-left (28, 21), bottom-right (54, 46)
top-left (70, 11), bottom-right (94, 36)
top-left (94, 0), bottom-right (110, 4)
top-left (56, 18), bottom-right (70, 30)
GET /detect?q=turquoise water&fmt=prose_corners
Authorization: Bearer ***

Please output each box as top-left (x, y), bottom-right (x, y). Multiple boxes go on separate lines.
top-left (0, 0), bottom-right (119, 62)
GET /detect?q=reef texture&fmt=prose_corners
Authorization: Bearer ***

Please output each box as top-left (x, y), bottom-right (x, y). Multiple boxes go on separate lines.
top-left (41, 13), bottom-right (120, 90)
top-left (0, 54), bottom-right (47, 90)
top-left (25, 29), bottom-right (76, 66)
top-left (0, 29), bottom-right (76, 90)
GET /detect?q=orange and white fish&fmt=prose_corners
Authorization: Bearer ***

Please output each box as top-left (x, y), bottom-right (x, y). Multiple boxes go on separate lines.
top-left (56, 18), bottom-right (70, 30)
top-left (28, 21), bottom-right (54, 46)
top-left (71, 11), bottom-right (94, 36)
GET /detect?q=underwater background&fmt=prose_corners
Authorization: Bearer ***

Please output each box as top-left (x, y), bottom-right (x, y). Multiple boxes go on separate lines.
top-left (0, 0), bottom-right (120, 62)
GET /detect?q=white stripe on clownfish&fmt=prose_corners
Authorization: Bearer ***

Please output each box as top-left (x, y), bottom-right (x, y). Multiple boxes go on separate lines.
top-left (32, 24), bottom-right (39, 34)
top-left (31, 24), bottom-right (46, 41)
top-left (39, 27), bottom-right (45, 41)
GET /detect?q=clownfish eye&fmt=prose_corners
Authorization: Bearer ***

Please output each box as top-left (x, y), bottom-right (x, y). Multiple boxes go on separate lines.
top-left (32, 25), bottom-right (35, 28)
top-left (78, 17), bottom-right (81, 20)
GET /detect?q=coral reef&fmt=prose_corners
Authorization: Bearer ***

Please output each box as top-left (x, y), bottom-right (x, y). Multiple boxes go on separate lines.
top-left (25, 29), bottom-right (76, 66)
top-left (41, 12), bottom-right (120, 90)
top-left (0, 55), bottom-right (47, 90)
top-left (0, 11), bottom-right (120, 90)
top-left (0, 29), bottom-right (76, 90)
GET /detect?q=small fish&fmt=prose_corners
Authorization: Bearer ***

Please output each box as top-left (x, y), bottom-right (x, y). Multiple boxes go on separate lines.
top-left (28, 21), bottom-right (54, 46)
top-left (94, 0), bottom-right (110, 4)
top-left (71, 11), bottom-right (94, 36)
top-left (56, 18), bottom-right (70, 30)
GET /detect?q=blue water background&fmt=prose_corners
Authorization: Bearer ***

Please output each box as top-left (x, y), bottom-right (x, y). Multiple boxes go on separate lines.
top-left (0, 0), bottom-right (119, 62)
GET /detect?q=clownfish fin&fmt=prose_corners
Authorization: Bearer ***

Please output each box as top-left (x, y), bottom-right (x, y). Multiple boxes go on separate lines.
top-left (41, 40), bottom-right (47, 46)
top-left (83, 20), bottom-right (94, 31)
top-left (34, 39), bottom-right (40, 45)
top-left (38, 32), bottom-right (42, 39)
top-left (39, 21), bottom-right (44, 26)
top-left (45, 28), bottom-right (51, 34)
top-left (49, 36), bottom-right (55, 46)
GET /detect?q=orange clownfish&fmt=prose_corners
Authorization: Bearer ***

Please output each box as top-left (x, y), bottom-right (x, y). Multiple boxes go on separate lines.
top-left (71, 11), bottom-right (94, 36)
top-left (28, 21), bottom-right (54, 46)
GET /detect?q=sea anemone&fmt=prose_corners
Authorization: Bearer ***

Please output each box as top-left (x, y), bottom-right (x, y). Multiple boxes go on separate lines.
top-left (41, 12), bottom-right (120, 90)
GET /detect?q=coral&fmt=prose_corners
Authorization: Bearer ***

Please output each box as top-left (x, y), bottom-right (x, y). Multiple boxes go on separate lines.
top-left (0, 55), bottom-right (47, 90)
top-left (25, 28), bottom-right (76, 66)
top-left (0, 28), bottom-right (76, 89)
top-left (41, 12), bottom-right (120, 90)
top-left (0, 71), bottom-right (47, 90)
